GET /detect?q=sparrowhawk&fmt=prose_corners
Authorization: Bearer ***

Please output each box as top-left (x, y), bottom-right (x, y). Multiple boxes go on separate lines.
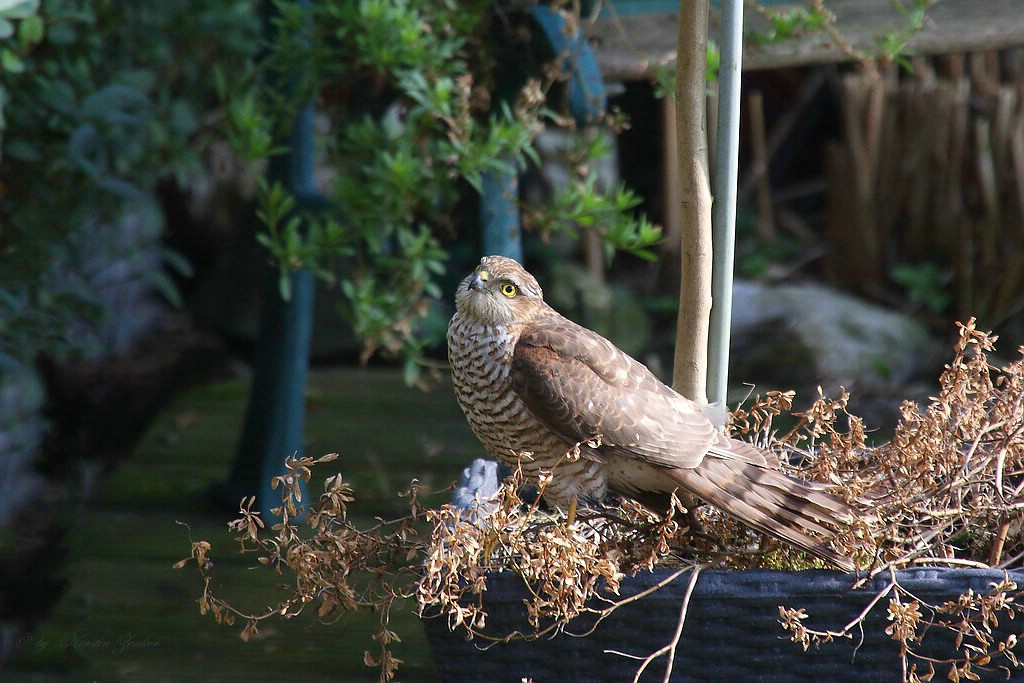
top-left (447, 255), bottom-right (854, 570)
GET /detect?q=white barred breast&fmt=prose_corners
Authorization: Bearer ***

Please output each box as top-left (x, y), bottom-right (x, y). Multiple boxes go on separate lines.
top-left (447, 313), bottom-right (607, 507)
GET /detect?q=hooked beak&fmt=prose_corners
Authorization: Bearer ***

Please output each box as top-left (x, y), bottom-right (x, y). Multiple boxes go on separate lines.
top-left (468, 268), bottom-right (488, 292)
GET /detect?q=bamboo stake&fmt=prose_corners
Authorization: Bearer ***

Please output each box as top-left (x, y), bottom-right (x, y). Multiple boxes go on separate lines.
top-left (950, 77), bottom-right (972, 320)
top-left (946, 77), bottom-right (969, 254)
top-left (975, 118), bottom-right (1001, 267)
top-left (863, 70), bottom-right (886, 190)
top-left (837, 74), bottom-right (882, 289)
top-left (993, 87), bottom-right (1016, 175)
top-left (1011, 117), bottom-right (1024, 233)
top-left (930, 83), bottom-right (955, 253)
top-left (748, 91), bottom-right (776, 243)
top-left (903, 81), bottom-right (933, 256)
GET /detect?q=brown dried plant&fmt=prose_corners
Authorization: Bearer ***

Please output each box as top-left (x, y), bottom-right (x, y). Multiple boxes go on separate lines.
top-left (178, 319), bottom-right (1024, 682)
top-left (770, 319), bottom-right (1024, 681)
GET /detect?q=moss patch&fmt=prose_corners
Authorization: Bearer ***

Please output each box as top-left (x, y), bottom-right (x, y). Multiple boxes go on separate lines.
top-left (8, 368), bottom-right (479, 682)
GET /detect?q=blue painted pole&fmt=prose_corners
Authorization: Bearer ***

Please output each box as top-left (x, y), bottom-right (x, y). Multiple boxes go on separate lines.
top-left (528, 6), bottom-right (606, 125)
top-left (707, 0), bottom-right (743, 405)
top-left (214, 7), bottom-right (321, 519)
top-left (480, 166), bottom-right (523, 261)
top-left (479, 6), bottom-right (608, 261)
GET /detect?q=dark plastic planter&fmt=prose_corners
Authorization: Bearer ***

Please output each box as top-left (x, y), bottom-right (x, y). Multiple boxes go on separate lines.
top-left (427, 461), bottom-right (1024, 681)
top-left (424, 566), bottom-right (1024, 682)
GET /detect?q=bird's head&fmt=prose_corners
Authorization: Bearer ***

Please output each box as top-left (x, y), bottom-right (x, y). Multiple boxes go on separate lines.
top-left (454, 255), bottom-right (544, 326)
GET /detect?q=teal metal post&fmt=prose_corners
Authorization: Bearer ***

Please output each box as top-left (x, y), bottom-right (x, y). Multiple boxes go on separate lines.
top-left (479, 6), bottom-right (607, 261)
top-left (528, 5), bottom-right (606, 123)
top-left (481, 166), bottom-right (522, 261)
top-left (214, 5), bottom-right (322, 518)
top-left (707, 0), bottom-right (744, 405)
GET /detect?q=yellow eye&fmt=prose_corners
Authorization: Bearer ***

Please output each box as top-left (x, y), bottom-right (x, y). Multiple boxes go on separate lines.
top-left (500, 283), bottom-right (518, 298)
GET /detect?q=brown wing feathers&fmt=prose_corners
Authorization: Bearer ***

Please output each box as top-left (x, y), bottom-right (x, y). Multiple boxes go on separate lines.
top-left (512, 315), bottom-right (717, 470)
top-left (669, 459), bottom-right (855, 570)
top-left (511, 309), bottom-right (854, 570)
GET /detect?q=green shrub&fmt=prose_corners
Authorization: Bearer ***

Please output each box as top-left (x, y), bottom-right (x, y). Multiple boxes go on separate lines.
top-left (226, 0), bottom-right (660, 378)
top-left (0, 0), bottom-right (260, 362)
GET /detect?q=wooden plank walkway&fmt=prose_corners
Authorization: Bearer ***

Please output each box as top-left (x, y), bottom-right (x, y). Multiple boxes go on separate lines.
top-left (7, 368), bottom-right (481, 682)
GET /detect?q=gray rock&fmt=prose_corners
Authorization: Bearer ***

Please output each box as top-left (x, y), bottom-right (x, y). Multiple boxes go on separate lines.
top-left (730, 280), bottom-right (935, 396)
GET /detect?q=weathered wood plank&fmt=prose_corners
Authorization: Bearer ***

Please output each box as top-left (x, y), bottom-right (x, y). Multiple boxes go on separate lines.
top-left (588, 0), bottom-right (1024, 80)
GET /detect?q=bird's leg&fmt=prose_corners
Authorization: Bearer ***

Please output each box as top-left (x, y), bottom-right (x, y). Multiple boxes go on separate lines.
top-left (682, 506), bottom-right (729, 553)
top-left (685, 506), bottom-right (706, 536)
top-left (670, 490), bottom-right (706, 537)
top-left (567, 494), bottom-right (578, 526)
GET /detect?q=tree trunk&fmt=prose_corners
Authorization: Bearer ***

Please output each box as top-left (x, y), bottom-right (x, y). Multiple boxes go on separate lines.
top-left (671, 0), bottom-right (713, 403)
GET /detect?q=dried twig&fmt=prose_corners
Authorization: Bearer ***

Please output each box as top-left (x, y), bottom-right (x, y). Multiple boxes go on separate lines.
top-left (601, 566), bottom-right (703, 683)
